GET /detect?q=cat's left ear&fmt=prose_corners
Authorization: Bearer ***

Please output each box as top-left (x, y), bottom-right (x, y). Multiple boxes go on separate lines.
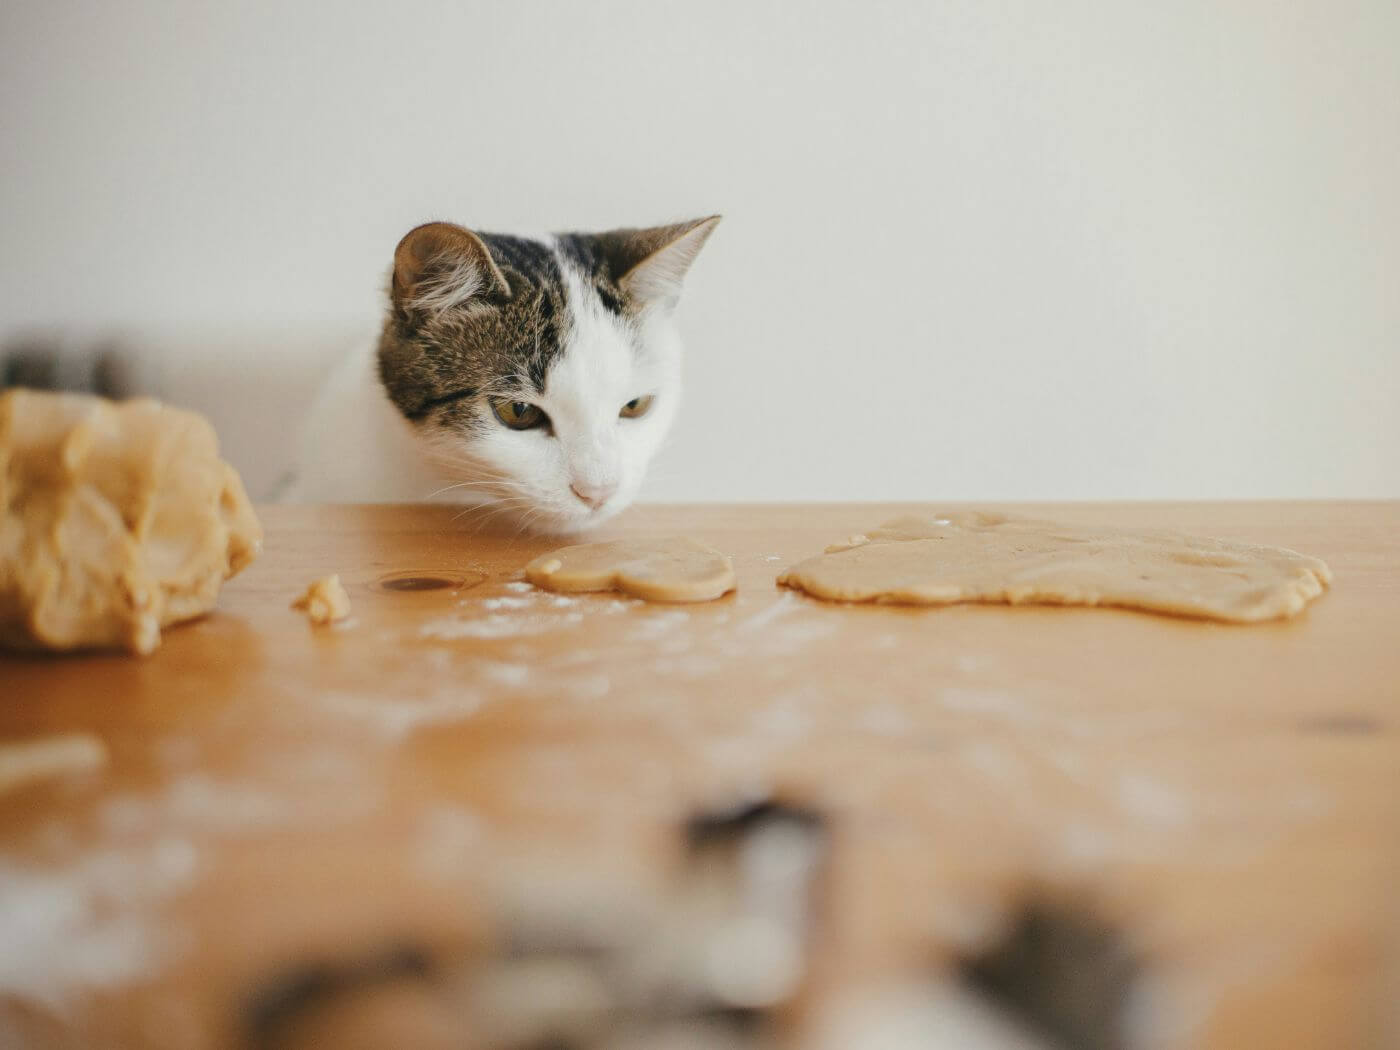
top-left (606, 216), bottom-right (721, 312)
top-left (391, 222), bottom-right (512, 320)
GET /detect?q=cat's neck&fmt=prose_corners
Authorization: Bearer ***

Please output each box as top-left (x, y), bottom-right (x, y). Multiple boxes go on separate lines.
top-left (293, 339), bottom-right (493, 505)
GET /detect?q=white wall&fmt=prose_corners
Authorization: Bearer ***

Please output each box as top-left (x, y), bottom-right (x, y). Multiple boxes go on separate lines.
top-left (3, 0), bottom-right (1397, 501)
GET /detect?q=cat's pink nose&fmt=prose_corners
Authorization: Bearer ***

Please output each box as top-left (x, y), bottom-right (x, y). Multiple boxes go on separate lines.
top-left (570, 480), bottom-right (617, 509)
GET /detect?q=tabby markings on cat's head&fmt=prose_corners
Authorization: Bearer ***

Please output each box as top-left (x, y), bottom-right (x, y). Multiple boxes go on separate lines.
top-left (377, 216), bottom-right (719, 533)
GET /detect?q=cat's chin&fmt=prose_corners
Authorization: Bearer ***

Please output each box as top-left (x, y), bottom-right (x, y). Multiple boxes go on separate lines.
top-left (497, 501), bottom-right (625, 538)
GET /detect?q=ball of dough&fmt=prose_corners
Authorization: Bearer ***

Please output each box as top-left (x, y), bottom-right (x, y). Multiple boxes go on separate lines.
top-left (0, 389), bottom-right (263, 655)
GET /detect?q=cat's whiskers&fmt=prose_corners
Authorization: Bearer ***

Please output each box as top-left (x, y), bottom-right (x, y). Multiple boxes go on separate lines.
top-left (421, 476), bottom-right (526, 501)
top-left (419, 442), bottom-right (499, 474)
top-left (515, 506), bottom-right (556, 538)
top-left (455, 497), bottom-right (541, 533)
top-left (446, 497), bottom-right (536, 523)
top-left (444, 477), bottom-right (537, 522)
top-left (416, 446), bottom-right (520, 497)
top-left (424, 480), bottom-right (498, 500)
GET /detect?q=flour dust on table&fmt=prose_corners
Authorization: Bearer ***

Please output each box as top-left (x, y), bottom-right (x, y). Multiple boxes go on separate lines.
top-left (292, 217), bottom-right (720, 533)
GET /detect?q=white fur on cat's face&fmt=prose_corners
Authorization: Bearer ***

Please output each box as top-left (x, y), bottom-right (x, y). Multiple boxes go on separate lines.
top-left (420, 260), bottom-right (682, 533)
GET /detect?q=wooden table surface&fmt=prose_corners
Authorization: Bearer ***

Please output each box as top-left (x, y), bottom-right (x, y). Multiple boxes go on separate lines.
top-left (2, 502), bottom-right (1398, 1049)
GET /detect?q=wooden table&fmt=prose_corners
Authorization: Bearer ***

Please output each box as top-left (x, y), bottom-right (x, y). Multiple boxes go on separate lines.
top-left (2, 502), bottom-right (1397, 1049)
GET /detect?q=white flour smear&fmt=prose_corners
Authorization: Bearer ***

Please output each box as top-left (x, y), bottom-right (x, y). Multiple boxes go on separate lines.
top-left (100, 775), bottom-right (295, 837)
top-left (318, 689), bottom-right (485, 738)
top-left (738, 592), bottom-right (802, 631)
top-left (479, 595), bottom-right (537, 611)
top-left (0, 838), bottom-right (198, 1008)
top-left (412, 804), bottom-right (486, 883)
top-left (420, 611), bottom-right (583, 640)
top-left (480, 662), bottom-right (531, 688)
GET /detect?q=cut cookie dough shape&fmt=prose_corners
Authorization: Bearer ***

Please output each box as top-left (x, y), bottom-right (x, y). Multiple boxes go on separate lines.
top-left (0, 389), bottom-right (263, 654)
top-left (525, 537), bottom-right (736, 603)
top-left (777, 511), bottom-right (1331, 623)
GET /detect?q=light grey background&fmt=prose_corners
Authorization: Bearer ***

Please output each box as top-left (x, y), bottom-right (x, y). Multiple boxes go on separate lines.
top-left (3, 1), bottom-right (1397, 501)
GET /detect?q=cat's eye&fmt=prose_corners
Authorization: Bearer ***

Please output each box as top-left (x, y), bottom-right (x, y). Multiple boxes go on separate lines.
top-left (491, 398), bottom-right (548, 430)
top-left (620, 394), bottom-right (654, 419)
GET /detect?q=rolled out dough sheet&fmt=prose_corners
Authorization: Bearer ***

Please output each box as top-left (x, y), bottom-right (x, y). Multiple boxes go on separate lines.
top-left (525, 537), bottom-right (736, 603)
top-left (777, 511), bottom-right (1331, 623)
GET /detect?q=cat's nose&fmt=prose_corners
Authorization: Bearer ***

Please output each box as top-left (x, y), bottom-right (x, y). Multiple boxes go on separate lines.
top-left (570, 480), bottom-right (617, 509)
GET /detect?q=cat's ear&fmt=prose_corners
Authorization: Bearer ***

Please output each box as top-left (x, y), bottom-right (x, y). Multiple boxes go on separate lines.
top-left (602, 216), bottom-right (721, 312)
top-left (391, 222), bottom-right (512, 318)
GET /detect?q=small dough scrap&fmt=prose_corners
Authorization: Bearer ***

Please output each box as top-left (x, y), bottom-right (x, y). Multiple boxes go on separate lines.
top-left (778, 511), bottom-right (1332, 623)
top-left (0, 389), bottom-right (262, 655)
top-left (0, 733), bottom-right (107, 795)
top-left (525, 537), bottom-right (736, 603)
top-left (293, 574), bottom-right (352, 624)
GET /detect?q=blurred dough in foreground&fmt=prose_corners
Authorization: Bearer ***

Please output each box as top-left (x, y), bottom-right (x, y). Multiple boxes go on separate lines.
top-left (0, 389), bottom-right (262, 655)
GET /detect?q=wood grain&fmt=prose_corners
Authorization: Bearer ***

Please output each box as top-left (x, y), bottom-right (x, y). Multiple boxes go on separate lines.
top-left (2, 502), bottom-right (1397, 1049)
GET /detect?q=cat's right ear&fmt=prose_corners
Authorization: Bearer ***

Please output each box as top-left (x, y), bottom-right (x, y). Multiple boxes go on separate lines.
top-left (391, 222), bottom-right (512, 320)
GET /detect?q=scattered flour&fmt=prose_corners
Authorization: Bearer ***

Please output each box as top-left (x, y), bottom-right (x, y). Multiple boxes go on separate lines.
top-left (412, 804), bottom-right (486, 882)
top-left (155, 735), bottom-right (200, 769)
top-left (811, 982), bottom-right (1054, 1050)
top-left (318, 690), bottom-right (484, 737)
top-left (420, 612), bottom-right (582, 640)
top-left (99, 775), bottom-right (296, 837)
top-left (765, 618), bottom-right (838, 654)
top-left (963, 742), bottom-right (1025, 786)
top-left (938, 687), bottom-right (1034, 722)
top-left (651, 653), bottom-right (723, 679)
top-left (483, 584), bottom-right (581, 611)
top-left (0, 838), bottom-right (198, 1008)
top-left (0, 734), bottom-right (107, 795)
top-left (855, 704), bottom-right (911, 737)
top-left (739, 593), bottom-right (802, 632)
top-left (1049, 821), bottom-right (1114, 870)
top-left (1116, 772), bottom-right (1190, 827)
top-left (750, 700), bottom-right (813, 740)
top-left (627, 610), bottom-right (691, 642)
top-left (656, 635), bottom-right (692, 655)
top-left (480, 595), bottom-right (536, 611)
top-left (567, 674), bottom-right (612, 701)
top-left (94, 759), bottom-right (380, 843)
top-left (598, 598), bottom-right (642, 614)
top-left (1283, 786), bottom-right (1332, 820)
top-left (480, 662), bottom-right (530, 688)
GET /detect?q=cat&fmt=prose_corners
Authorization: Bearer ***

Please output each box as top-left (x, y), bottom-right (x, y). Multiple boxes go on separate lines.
top-left (291, 216), bottom-right (720, 533)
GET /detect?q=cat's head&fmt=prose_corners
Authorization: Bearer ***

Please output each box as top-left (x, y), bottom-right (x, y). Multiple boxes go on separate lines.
top-left (377, 216), bottom-right (719, 533)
